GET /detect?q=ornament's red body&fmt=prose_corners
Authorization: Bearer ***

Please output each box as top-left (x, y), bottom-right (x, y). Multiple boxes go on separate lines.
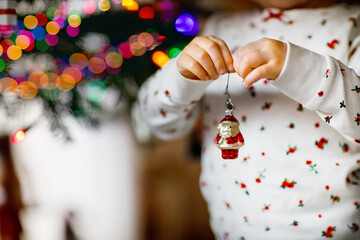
top-left (215, 115), bottom-right (244, 159)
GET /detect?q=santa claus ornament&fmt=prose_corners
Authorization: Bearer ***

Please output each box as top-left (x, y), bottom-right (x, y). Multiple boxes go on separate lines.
top-left (215, 74), bottom-right (244, 159)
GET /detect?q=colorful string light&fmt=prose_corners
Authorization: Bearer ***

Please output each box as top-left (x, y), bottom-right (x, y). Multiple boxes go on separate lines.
top-left (0, 0), bottom-right (197, 102)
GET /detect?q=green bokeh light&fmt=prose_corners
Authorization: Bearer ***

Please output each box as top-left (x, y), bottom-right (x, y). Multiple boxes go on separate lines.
top-left (169, 47), bottom-right (181, 58)
top-left (88, 81), bottom-right (107, 102)
top-left (46, 7), bottom-right (57, 20)
top-left (0, 59), bottom-right (5, 72)
top-left (36, 40), bottom-right (49, 52)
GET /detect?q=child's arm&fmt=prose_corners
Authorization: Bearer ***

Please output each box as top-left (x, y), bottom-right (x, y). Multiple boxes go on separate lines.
top-left (233, 37), bottom-right (360, 144)
top-left (137, 36), bottom-right (233, 139)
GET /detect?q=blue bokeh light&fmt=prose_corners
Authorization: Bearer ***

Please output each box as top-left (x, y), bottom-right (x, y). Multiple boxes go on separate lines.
top-left (175, 13), bottom-right (199, 36)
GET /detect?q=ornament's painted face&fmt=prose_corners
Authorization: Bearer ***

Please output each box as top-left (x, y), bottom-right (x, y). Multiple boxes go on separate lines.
top-left (221, 125), bottom-right (232, 138)
top-left (218, 121), bottom-right (240, 138)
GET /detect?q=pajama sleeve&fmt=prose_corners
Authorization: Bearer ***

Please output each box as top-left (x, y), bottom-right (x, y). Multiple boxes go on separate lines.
top-left (272, 39), bottom-right (360, 145)
top-left (137, 58), bottom-right (214, 140)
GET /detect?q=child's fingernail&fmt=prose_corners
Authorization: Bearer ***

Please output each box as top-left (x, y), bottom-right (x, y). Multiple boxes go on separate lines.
top-left (213, 74), bottom-right (219, 79)
top-left (220, 68), bottom-right (227, 75)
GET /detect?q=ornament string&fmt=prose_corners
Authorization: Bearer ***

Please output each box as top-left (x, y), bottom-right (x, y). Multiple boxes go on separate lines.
top-left (225, 73), bottom-right (234, 116)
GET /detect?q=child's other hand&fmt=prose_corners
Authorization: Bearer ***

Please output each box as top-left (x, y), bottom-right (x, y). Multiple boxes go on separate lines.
top-left (177, 36), bottom-right (235, 81)
top-left (233, 38), bottom-right (287, 88)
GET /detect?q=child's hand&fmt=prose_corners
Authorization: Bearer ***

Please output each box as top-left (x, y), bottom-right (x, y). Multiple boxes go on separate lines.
top-left (177, 36), bottom-right (235, 81)
top-left (233, 38), bottom-right (287, 88)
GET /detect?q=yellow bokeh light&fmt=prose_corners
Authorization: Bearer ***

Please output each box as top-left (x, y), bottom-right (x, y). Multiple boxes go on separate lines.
top-left (99, 0), bottom-right (111, 11)
top-left (105, 52), bottom-right (123, 68)
top-left (0, 45), bottom-right (3, 56)
top-left (88, 57), bottom-right (106, 74)
top-left (44, 72), bottom-right (59, 90)
top-left (152, 51), bottom-right (170, 68)
top-left (122, 0), bottom-right (139, 11)
top-left (16, 35), bottom-right (31, 49)
top-left (57, 74), bottom-right (76, 91)
top-left (70, 53), bottom-right (89, 69)
top-left (7, 45), bottom-right (22, 60)
top-left (28, 71), bottom-right (49, 89)
top-left (0, 77), bottom-right (18, 95)
top-left (46, 21), bottom-right (60, 35)
top-left (24, 15), bottom-right (38, 29)
top-left (63, 67), bottom-right (83, 83)
top-left (17, 81), bottom-right (38, 99)
top-left (68, 14), bottom-right (81, 27)
top-left (138, 32), bottom-right (154, 47)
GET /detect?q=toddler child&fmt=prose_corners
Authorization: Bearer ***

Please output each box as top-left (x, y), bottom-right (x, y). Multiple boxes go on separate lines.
top-left (138, 0), bottom-right (360, 238)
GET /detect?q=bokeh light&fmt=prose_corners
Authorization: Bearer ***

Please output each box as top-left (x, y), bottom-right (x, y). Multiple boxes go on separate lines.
top-left (68, 14), bottom-right (81, 27)
top-left (63, 67), bottom-right (83, 83)
top-left (7, 45), bottom-right (22, 60)
top-left (16, 35), bottom-right (31, 49)
top-left (0, 77), bottom-right (18, 95)
top-left (32, 26), bottom-right (46, 40)
top-left (36, 40), bottom-right (49, 52)
top-left (66, 25), bottom-right (79, 37)
top-left (45, 33), bottom-right (59, 46)
top-left (43, 72), bottom-right (59, 90)
top-left (88, 81), bottom-right (107, 102)
top-left (122, 0), bottom-right (139, 11)
top-left (99, 0), bottom-right (111, 12)
top-left (28, 71), bottom-right (49, 89)
top-left (46, 7), bottom-right (57, 20)
top-left (70, 53), bottom-right (89, 69)
top-left (0, 45), bottom-right (3, 56)
top-left (169, 47), bottom-right (181, 58)
top-left (88, 57), bottom-right (106, 74)
top-left (11, 130), bottom-right (26, 144)
top-left (24, 15), bottom-right (38, 29)
top-left (138, 32), bottom-right (154, 48)
top-left (35, 13), bottom-right (48, 26)
top-left (0, 59), bottom-right (5, 72)
top-left (46, 21), bottom-right (60, 35)
top-left (57, 74), bottom-right (76, 91)
top-left (105, 52), bottom-right (123, 68)
top-left (118, 42), bottom-right (133, 59)
top-left (175, 13), bottom-right (199, 35)
top-left (84, 1), bottom-right (97, 14)
top-left (152, 50), bottom-right (170, 68)
top-left (17, 81), bottom-right (38, 99)
top-left (139, 6), bottom-right (155, 19)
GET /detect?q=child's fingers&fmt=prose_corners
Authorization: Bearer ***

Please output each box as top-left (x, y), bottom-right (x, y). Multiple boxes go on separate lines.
top-left (194, 36), bottom-right (229, 75)
top-left (191, 45), bottom-right (219, 79)
top-left (207, 36), bottom-right (234, 72)
top-left (242, 64), bottom-right (271, 88)
top-left (180, 53), bottom-right (210, 81)
top-left (234, 51), bottom-right (267, 80)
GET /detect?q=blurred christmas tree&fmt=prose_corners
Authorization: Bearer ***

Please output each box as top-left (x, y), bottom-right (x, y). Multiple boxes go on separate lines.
top-left (0, 1), bottom-right (201, 239)
top-left (0, 0), bottom-right (200, 139)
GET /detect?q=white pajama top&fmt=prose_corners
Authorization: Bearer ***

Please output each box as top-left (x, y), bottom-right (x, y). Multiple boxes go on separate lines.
top-left (137, 3), bottom-right (360, 239)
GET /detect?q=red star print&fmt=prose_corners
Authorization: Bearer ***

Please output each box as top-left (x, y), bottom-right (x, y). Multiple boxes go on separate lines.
top-left (263, 10), bottom-right (284, 22)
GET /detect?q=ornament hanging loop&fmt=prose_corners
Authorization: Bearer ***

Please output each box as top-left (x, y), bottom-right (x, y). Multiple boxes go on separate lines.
top-left (225, 73), bottom-right (234, 116)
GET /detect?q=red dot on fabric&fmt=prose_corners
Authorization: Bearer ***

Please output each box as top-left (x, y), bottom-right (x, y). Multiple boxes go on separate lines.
top-left (318, 214), bottom-right (322, 218)
top-left (261, 152), bottom-right (265, 156)
top-left (256, 178), bottom-right (261, 183)
top-left (315, 122), bottom-right (320, 128)
top-left (306, 160), bottom-right (312, 165)
top-left (325, 185), bottom-right (330, 190)
top-left (336, 163), bottom-right (340, 166)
